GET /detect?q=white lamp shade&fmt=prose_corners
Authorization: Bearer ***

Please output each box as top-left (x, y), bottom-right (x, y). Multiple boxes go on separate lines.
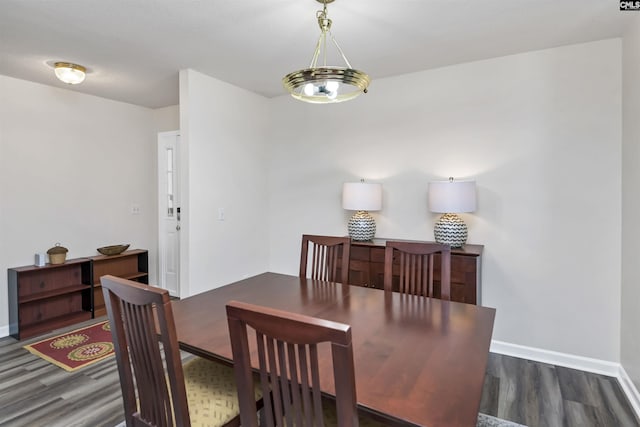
top-left (342, 182), bottom-right (382, 211)
top-left (428, 180), bottom-right (476, 213)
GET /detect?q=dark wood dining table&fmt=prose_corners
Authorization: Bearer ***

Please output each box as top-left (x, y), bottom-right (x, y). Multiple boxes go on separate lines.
top-left (171, 272), bottom-right (496, 427)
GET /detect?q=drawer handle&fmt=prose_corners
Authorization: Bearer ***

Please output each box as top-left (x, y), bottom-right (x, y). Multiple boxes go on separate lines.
top-left (40, 281), bottom-right (45, 288)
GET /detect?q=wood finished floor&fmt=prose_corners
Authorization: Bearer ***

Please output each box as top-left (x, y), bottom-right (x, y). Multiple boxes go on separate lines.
top-left (0, 319), bottom-right (638, 427)
top-left (480, 353), bottom-right (639, 427)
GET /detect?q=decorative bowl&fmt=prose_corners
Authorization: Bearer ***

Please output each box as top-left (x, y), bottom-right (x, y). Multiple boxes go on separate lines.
top-left (97, 244), bottom-right (130, 256)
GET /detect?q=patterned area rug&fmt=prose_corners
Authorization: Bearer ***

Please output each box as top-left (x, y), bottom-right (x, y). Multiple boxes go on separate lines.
top-left (23, 320), bottom-right (114, 372)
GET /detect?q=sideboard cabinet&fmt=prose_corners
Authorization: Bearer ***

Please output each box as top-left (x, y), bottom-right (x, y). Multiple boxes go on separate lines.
top-left (338, 239), bottom-right (483, 305)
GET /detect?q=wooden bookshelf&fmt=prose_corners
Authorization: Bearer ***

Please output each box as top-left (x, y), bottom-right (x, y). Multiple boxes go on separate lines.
top-left (8, 258), bottom-right (92, 339)
top-left (8, 249), bottom-right (149, 339)
top-left (90, 249), bottom-right (149, 317)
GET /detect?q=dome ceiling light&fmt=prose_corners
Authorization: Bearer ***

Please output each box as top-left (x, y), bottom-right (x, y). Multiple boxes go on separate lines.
top-left (54, 62), bottom-right (86, 85)
top-left (282, 0), bottom-right (370, 104)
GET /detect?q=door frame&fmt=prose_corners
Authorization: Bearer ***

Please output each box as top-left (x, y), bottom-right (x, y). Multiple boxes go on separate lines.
top-left (157, 130), bottom-right (180, 297)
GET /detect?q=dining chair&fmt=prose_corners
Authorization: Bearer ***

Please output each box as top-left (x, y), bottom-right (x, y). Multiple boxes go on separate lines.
top-left (383, 241), bottom-right (452, 300)
top-left (226, 300), bottom-right (386, 427)
top-left (101, 275), bottom-right (261, 427)
top-left (300, 234), bottom-right (351, 284)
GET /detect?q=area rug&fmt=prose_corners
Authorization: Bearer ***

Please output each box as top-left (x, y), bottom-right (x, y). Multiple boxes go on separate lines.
top-left (23, 320), bottom-right (114, 372)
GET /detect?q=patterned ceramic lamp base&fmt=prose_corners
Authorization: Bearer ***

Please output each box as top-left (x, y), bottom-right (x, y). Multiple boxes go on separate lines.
top-left (348, 210), bottom-right (376, 241)
top-left (434, 213), bottom-right (467, 247)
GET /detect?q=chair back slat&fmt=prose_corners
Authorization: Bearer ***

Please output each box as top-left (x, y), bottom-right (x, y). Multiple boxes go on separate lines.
top-left (384, 241), bottom-right (452, 300)
top-left (257, 336), bottom-right (326, 426)
top-left (227, 300), bottom-right (359, 427)
top-left (300, 235), bottom-right (351, 284)
top-left (131, 302), bottom-right (173, 425)
top-left (102, 275), bottom-right (191, 427)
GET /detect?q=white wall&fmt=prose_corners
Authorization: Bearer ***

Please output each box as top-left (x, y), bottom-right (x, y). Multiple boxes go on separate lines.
top-left (178, 69), bottom-right (270, 296)
top-left (153, 105), bottom-right (180, 132)
top-left (0, 75), bottom-right (167, 334)
top-left (268, 39), bottom-right (622, 361)
top-left (0, 39), bottom-right (627, 365)
top-left (621, 16), bottom-right (640, 390)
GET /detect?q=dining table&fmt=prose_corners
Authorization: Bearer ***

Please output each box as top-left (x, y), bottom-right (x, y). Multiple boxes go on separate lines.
top-left (171, 272), bottom-right (496, 427)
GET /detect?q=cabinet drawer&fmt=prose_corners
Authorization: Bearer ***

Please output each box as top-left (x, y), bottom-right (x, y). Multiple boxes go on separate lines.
top-left (430, 254), bottom-right (477, 284)
top-left (350, 246), bottom-right (370, 261)
top-left (370, 247), bottom-right (385, 263)
top-left (451, 283), bottom-right (467, 303)
top-left (369, 262), bottom-right (385, 289)
top-left (451, 256), bottom-right (477, 284)
top-left (348, 260), bottom-right (370, 286)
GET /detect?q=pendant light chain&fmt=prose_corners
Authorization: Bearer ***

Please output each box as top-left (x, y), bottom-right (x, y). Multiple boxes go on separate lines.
top-left (309, 33), bottom-right (324, 68)
top-left (328, 31), bottom-right (353, 69)
top-left (315, 1), bottom-right (353, 69)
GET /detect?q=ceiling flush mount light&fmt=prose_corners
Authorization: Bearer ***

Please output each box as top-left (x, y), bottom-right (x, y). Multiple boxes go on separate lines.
top-left (282, 0), bottom-right (370, 104)
top-left (54, 62), bottom-right (86, 85)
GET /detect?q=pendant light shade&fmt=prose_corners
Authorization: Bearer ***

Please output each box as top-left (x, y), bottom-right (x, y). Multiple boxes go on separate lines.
top-left (54, 62), bottom-right (86, 85)
top-left (282, 0), bottom-right (370, 104)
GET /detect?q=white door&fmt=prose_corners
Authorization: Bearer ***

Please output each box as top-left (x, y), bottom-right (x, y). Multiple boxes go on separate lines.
top-left (157, 131), bottom-right (180, 296)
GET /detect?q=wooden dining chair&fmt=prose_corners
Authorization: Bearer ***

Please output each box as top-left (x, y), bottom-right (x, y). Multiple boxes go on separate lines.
top-left (383, 241), bottom-right (452, 300)
top-left (102, 275), bottom-right (261, 427)
top-left (226, 300), bottom-right (385, 427)
top-left (300, 234), bottom-right (351, 284)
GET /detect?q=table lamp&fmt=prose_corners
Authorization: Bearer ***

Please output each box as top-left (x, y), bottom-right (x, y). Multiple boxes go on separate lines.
top-left (428, 178), bottom-right (476, 247)
top-left (342, 181), bottom-right (382, 241)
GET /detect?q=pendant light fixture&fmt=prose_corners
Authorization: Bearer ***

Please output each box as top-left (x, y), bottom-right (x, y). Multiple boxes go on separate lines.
top-left (282, 0), bottom-right (370, 104)
top-left (54, 62), bottom-right (86, 85)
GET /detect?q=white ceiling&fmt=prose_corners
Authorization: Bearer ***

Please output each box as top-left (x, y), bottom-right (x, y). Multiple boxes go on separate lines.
top-left (0, 0), bottom-right (634, 108)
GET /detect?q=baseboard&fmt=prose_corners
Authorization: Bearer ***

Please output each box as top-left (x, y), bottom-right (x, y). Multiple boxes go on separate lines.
top-left (0, 325), bottom-right (9, 339)
top-left (490, 340), bottom-right (620, 376)
top-left (619, 365), bottom-right (640, 420)
top-left (491, 340), bottom-right (640, 421)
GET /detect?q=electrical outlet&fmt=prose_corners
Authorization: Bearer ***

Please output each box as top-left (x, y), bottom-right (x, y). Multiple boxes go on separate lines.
top-left (131, 204), bottom-right (141, 215)
top-left (217, 207), bottom-right (225, 221)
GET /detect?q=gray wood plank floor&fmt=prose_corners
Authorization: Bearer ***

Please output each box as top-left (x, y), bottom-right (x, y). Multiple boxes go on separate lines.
top-left (480, 352), bottom-right (640, 427)
top-left (1, 319), bottom-right (638, 427)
